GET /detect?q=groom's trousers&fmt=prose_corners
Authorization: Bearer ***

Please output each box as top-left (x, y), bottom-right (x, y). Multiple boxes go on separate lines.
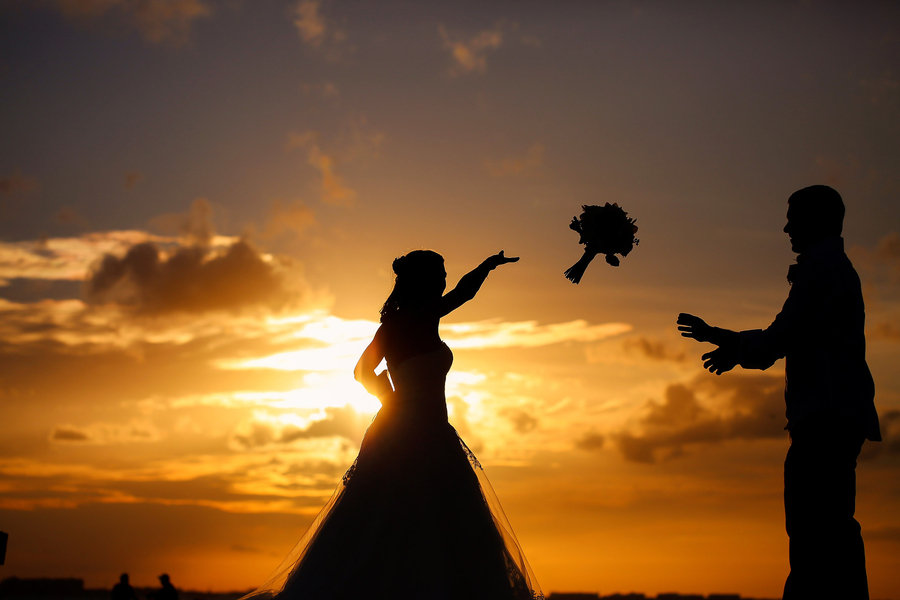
top-left (782, 420), bottom-right (868, 600)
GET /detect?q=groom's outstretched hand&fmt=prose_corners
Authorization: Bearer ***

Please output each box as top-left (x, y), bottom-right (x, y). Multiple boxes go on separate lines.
top-left (677, 313), bottom-right (713, 342)
top-left (702, 346), bottom-right (738, 375)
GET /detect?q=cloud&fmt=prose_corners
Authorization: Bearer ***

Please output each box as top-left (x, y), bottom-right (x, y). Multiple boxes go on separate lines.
top-left (0, 170), bottom-right (40, 196)
top-left (50, 421), bottom-right (160, 444)
top-left (54, 0), bottom-right (212, 45)
top-left (608, 374), bottom-right (785, 464)
top-left (230, 406), bottom-right (368, 450)
top-left (293, 0), bottom-right (326, 46)
top-left (0, 230), bottom-right (166, 284)
top-left (501, 407), bottom-right (538, 433)
top-left (292, 0), bottom-right (346, 56)
top-left (286, 132), bottom-right (356, 206)
top-left (53, 206), bottom-right (90, 228)
top-left (264, 199), bottom-right (317, 238)
top-left (484, 143), bottom-right (545, 177)
top-left (441, 319), bottom-right (631, 349)
top-left (870, 320), bottom-right (900, 342)
top-left (300, 81), bottom-right (340, 100)
top-left (622, 336), bottom-right (688, 363)
top-left (51, 426), bottom-right (90, 442)
top-left (84, 238), bottom-right (296, 314)
top-left (859, 70), bottom-right (900, 105)
top-left (148, 197), bottom-right (216, 245)
top-left (877, 231), bottom-right (900, 262)
top-left (862, 409), bottom-right (900, 460)
top-left (575, 432), bottom-right (606, 451)
top-left (124, 171), bottom-right (144, 190)
top-left (439, 25), bottom-right (503, 75)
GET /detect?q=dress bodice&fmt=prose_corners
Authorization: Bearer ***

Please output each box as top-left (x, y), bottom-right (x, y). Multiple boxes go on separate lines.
top-left (385, 342), bottom-right (453, 421)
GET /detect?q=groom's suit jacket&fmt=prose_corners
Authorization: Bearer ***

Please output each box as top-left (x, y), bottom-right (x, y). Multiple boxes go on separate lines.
top-left (737, 237), bottom-right (880, 440)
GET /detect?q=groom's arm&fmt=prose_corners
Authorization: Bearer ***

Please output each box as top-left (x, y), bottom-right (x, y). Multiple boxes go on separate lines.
top-left (736, 282), bottom-right (805, 370)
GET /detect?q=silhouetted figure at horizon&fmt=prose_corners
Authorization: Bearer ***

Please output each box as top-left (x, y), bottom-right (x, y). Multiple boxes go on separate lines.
top-left (111, 573), bottom-right (137, 600)
top-left (677, 185), bottom-right (880, 600)
top-left (149, 574), bottom-right (178, 600)
top-left (240, 250), bottom-right (541, 599)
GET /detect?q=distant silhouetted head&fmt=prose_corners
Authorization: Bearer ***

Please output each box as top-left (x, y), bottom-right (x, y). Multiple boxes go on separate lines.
top-left (119, 574), bottom-right (129, 584)
top-left (380, 250), bottom-right (446, 322)
top-left (159, 574), bottom-right (170, 585)
top-left (784, 185), bottom-right (844, 253)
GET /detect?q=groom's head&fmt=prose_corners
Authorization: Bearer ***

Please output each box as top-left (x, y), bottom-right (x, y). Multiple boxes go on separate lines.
top-left (784, 185), bottom-right (844, 253)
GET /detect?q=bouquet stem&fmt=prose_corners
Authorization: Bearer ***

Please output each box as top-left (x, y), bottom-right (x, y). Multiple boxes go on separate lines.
top-left (564, 249), bottom-right (598, 284)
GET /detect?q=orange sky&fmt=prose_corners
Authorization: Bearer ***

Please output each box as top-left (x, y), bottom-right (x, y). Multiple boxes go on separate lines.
top-left (1, 1), bottom-right (900, 598)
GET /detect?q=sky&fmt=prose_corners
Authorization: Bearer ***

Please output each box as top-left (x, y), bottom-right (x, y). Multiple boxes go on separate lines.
top-left (1, 0), bottom-right (900, 597)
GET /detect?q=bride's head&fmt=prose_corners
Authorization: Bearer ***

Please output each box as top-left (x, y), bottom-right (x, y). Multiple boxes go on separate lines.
top-left (380, 250), bottom-right (446, 322)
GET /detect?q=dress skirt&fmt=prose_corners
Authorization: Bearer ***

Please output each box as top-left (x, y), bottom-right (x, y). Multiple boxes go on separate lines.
top-left (241, 402), bottom-right (542, 600)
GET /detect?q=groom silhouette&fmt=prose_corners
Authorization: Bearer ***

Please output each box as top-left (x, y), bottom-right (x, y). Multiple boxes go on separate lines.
top-left (677, 185), bottom-right (880, 599)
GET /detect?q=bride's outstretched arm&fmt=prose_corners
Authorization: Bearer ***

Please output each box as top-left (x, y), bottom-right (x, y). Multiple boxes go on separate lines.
top-left (354, 326), bottom-right (393, 401)
top-left (439, 250), bottom-right (519, 317)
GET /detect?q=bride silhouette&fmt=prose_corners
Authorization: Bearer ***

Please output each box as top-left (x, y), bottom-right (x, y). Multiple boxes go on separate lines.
top-left (242, 250), bottom-right (542, 600)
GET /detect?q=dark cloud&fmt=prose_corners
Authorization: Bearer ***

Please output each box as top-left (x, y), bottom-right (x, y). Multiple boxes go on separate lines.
top-left (50, 427), bottom-right (90, 442)
top-left (865, 524), bottom-right (900, 543)
top-left (622, 336), bottom-right (687, 363)
top-left (501, 407), bottom-right (538, 433)
top-left (861, 410), bottom-right (900, 461)
top-left (854, 231), bottom-right (900, 283)
top-left (869, 320), bottom-right (900, 342)
top-left (124, 171), bottom-right (144, 190)
top-left (0, 170), bottom-right (39, 196)
top-left (84, 238), bottom-right (296, 314)
top-left (575, 432), bottom-right (605, 451)
top-left (282, 407), bottom-right (368, 443)
top-left (53, 206), bottom-right (89, 228)
top-left (231, 406), bottom-right (368, 450)
top-left (877, 232), bottom-right (900, 261)
top-left (611, 374), bottom-right (785, 464)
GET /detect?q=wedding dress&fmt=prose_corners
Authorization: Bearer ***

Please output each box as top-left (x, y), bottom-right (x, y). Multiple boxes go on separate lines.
top-left (242, 342), bottom-right (542, 599)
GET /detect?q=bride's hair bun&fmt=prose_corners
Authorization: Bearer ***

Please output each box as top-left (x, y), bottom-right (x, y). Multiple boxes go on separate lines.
top-left (392, 255), bottom-right (408, 276)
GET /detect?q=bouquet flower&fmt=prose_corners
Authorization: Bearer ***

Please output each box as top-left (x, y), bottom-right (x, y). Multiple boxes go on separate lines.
top-left (564, 203), bottom-right (639, 283)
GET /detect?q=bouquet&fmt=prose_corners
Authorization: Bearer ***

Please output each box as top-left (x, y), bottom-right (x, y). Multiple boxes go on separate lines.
top-left (564, 203), bottom-right (639, 283)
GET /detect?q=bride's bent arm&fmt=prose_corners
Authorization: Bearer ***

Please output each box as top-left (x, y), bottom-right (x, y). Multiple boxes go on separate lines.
top-left (354, 325), bottom-right (394, 402)
top-left (439, 250), bottom-right (519, 317)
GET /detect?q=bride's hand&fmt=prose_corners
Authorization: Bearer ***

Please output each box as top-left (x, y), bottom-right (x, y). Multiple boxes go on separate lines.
top-left (374, 371), bottom-right (395, 402)
top-left (482, 250), bottom-right (520, 270)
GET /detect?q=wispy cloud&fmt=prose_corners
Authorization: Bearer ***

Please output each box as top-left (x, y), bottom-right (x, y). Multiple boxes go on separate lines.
top-left (264, 199), bottom-right (317, 238)
top-left (148, 197), bottom-right (216, 245)
top-left (124, 171), bottom-right (144, 190)
top-left (0, 231), bottom-right (169, 284)
top-left (441, 319), bottom-right (631, 349)
top-left (50, 420), bottom-right (161, 444)
top-left (622, 336), bottom-right (688, 363)
top-left (300, 81), bottom-right (340, 100)
top-left (54, 0), bottom-right (213, 46)
top-left (439, 25), bottom-right (503, 75)
top-left (0, 169), bottom-right (40, 196)
top-left (293, 0), bottom-right (327, 46)
top-left (292, 0), bottom-right (347, 57)
top-left (286, 131), bottom-right (357, 206)
top-left (484, 143), bottom-right (545, 177)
